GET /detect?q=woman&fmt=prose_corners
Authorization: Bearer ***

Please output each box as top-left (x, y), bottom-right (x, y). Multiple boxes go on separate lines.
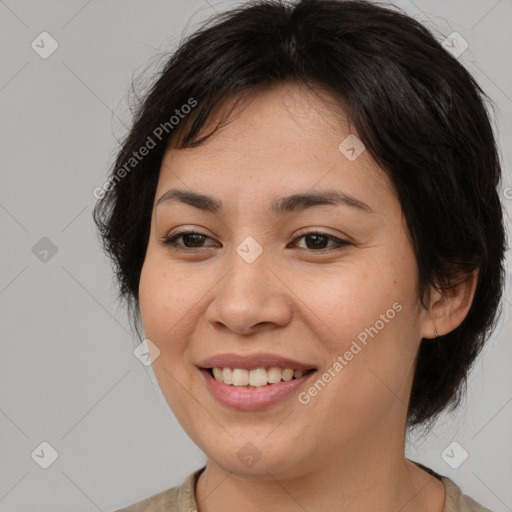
top-left (94, 1), bottom-right (506, 510)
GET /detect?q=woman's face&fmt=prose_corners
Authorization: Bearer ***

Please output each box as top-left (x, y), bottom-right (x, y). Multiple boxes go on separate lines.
top-left (139, 83), bottom-right (432, 479)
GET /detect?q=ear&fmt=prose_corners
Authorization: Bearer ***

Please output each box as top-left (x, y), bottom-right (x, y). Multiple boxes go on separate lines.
top-left (420, 268), bottom-right (479, 339)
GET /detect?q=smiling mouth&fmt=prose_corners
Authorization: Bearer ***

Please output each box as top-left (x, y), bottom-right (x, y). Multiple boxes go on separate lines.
top-left (205, 367), bottom-right (317, 387)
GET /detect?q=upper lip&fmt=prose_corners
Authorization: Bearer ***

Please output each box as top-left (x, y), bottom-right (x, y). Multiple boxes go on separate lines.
top-left (198, 352), bottom-right (317, 371)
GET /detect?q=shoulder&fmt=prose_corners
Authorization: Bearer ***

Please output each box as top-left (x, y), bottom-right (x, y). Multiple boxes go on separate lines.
top-left (441, 475), bottom-right (494, 512)
top-left (114, 486), bottom-right (179, 512)
top-left (113, 467), bottom-right (204, 512)
top-left (410, 460), bottom-right (494, 512)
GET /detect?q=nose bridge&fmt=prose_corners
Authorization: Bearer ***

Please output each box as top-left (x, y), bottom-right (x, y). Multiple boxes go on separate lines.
top-left (206, 235), bottom-right (292, 333)
top-left (221, 235), bottom-right (270, 303)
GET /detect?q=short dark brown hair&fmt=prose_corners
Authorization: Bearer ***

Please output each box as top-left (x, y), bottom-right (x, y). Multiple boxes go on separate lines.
top-left (93, 0), bottom-right (507, 428)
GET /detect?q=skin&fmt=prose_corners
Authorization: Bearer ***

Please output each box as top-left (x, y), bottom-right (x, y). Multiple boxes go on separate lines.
top-left (138, 82), bottom-right (478, 512)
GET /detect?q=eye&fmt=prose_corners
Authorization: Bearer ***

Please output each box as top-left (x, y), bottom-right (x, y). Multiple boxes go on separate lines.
top-left (159, 230), bottom-right (349, 253)
top-left (159, 230), bottom-right (217, 250)
top-left (290, 231), bottom-right (350, 252)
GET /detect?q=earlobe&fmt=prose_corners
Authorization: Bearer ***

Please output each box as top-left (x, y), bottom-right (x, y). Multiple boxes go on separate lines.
top-left (422, 268), bottom-right (479, 339)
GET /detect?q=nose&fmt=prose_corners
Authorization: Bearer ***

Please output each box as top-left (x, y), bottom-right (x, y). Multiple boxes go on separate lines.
top-left (204, 244), bottom-right (293, 336)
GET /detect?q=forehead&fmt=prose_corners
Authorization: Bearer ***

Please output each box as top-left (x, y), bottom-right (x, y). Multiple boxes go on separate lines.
top-left (170, 82), bottom-right (356, 159)
top-left (158, 83), bottom-right (396, 211)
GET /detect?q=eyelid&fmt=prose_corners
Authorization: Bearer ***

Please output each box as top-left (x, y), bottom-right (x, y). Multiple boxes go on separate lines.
top-left (292, 227), bottom-right (348, 241)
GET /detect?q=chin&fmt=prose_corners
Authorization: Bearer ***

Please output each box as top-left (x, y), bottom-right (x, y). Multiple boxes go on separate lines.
top-left (203, 440), bottom-right (310, 481)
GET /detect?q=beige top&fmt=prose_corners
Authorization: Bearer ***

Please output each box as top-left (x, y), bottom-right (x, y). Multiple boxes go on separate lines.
top-left (114, 462), bottom-right (493, 512)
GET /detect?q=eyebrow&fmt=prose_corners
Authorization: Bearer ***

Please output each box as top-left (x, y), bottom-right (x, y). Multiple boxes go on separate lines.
top-left (156, 188), bottom-right (373, 214)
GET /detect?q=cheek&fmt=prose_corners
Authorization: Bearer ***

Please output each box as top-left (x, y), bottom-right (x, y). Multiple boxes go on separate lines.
top-left (293, 250), bottom-right (411, 344)
top-left (138, 259), bottom-right (198, 418)
top-left (300, 241), bottom-right (420, 394)
top-left (138, 259), bottom-right (189, 349)
top-left (138, 262), bottom-right (165, 337)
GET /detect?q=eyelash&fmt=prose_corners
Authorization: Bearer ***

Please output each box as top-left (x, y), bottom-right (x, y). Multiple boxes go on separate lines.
top-left (159, 230), bottom-right (350, 253)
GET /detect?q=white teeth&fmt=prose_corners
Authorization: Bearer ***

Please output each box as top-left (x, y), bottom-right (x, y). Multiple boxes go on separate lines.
top-left (267, 367), bottom-right (282, 383)
top-left (282, 368), bottom-right (294, 381)
top-left (248, 368), bottom-right (268, 387)
top-left (221, 367), bottom-right (233, 385)
top-left (231, 368), bottom-right (249, 386)
top-left (211, 367), bottom-right (309, 386)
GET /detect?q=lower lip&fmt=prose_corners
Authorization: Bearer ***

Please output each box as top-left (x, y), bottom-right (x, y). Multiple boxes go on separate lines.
top-left (199, 369), bottom-right (317, 411)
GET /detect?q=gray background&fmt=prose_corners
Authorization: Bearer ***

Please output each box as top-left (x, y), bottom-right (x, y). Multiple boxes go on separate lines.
top-left (1, 0), bottom-right (511, 511)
